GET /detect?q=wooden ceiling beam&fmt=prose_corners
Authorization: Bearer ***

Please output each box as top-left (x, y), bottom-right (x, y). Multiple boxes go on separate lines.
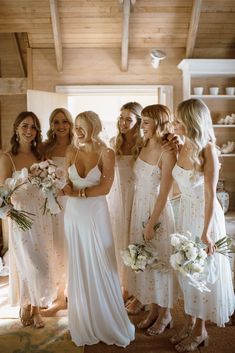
top-left (12, 33), bottom-right (27, 77)
top-left (49, 0), bottom-right (63, 72)
top-left (120, 0), bottom-right (134, 71)
top-left (186, 0), bottom-right (202, 58)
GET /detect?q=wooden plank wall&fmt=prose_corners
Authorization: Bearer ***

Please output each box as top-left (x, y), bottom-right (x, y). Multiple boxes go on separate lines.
top-left (0, 95), bottom-right (27, 151)
top-left (31, 47), bottom-right (184, 100)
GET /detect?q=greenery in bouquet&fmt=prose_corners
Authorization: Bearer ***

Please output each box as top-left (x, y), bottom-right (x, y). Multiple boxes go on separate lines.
top-left (121, 222), bottom-right (168, 273)
top-left (0, 168), bottom-right (34, 231)
top-left (29, 159), bottom-right (67, 214)
top-left (170, 232), bottom-right (235, 292)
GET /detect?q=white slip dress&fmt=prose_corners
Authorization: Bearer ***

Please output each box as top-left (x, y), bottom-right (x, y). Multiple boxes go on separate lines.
top-left (64, 154), bottom-right (135, 347)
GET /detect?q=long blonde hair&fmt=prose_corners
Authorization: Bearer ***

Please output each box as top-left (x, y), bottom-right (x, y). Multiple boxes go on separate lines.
top-left (114, 102), bottom-right (142, 159)
top-left (44, 108), bottom-right (73, 157)
top-left (74, 111), bottom-right (106, 151)
top-left (177, 98), bottom-right (216, 171)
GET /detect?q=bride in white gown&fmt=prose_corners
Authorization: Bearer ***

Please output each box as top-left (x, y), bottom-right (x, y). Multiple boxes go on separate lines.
top-left (63, 111), bottom-right (135, 347)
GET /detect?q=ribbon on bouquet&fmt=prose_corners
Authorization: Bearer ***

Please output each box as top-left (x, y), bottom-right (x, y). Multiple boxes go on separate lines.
top-left (43, 189), bottom-right (61, 215)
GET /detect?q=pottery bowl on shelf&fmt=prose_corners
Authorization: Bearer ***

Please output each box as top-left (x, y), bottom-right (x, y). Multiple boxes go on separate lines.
top-left (225, 87), bottom-right (235, 95)
top-left (209, 87), bottom-right (219, 95)
top-left (193, 87), bottom-right (204, 95)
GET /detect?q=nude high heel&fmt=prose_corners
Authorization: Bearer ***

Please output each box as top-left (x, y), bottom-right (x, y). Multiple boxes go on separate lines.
top-left (175, 332), bottom-right (209, 352)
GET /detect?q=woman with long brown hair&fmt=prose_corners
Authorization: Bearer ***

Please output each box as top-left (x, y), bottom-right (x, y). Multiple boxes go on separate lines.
top-left (108, 102), bottom-right (142, 303)
top-left (0, 111), bottom-right (56, 328)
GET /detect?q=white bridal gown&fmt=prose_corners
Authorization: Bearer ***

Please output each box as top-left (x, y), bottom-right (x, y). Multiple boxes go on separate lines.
top-left (172, 164), bottom-right (235, 326)
top-left (8, 159), bottom-right (56, 307)
top-left (64, 163), bottom-right (135, 347)
top-left (51, 156), bottom-right (68, 293)
top-left (107, 155), bottom-right (135, 288)
top-left (127, 157), bottom-right (177, 308)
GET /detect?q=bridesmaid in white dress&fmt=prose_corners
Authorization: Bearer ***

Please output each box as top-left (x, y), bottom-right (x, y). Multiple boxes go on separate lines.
top-left (63, 111), bottom-right (135, 347)
top-left (0, 111), bottom-right (56, 328)
top-left (42, 108), bottom-right (73, 316)
top-left (108, 102), bottom-right (142, 303)
top-left (126, 104), bottom-right (177, 335)
top-left (171, 99), bottom-right (235, 352)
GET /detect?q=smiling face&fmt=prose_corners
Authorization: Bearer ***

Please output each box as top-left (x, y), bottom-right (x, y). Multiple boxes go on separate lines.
top-left (173, 117), bottom-right (186, 136)
top-left (74, 117), bottom-right (93, 143)
top-left (16, 116), bottom-right (38, 144)
top-left (140, 115), bottom-right (156, 139)
top-left (118, 109), bottom-right (138, 134)
top-left (52, 112), bottom-right (71, 138)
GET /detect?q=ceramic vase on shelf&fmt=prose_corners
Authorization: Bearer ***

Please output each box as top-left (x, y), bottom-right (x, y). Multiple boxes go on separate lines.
top-left (216, 179), bottom-right (229, 214)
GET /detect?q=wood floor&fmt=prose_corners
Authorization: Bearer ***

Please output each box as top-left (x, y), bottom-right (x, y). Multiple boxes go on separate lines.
top-left (0, 275), bottom-right (235, 353)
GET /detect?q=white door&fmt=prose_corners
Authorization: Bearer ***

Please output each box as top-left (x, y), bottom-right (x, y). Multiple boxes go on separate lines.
top-left (27, 89), bottom-right (68, 139)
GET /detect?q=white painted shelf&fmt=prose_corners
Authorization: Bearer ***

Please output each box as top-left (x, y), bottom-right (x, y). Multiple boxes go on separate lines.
top-left (213, 125), bottom-right (235, 128)
top-left (191, 95), bottom-right (235, 99)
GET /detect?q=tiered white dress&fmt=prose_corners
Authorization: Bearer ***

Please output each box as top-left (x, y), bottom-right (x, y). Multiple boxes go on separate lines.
top-left (51, 156), bottom-right (67, 292)
top-left (8, 162), bottom-right (56, 307)
top-left (127, 157), bottom-right (177, 308)
top-left (64, 163), bottom-right (135, 347)
top-left (172, 164), bottom-right (235, 326)
top-left (107, 155), bottom-right (135, 288)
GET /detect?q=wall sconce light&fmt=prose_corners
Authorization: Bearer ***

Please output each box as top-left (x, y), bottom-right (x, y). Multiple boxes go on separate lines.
top-left (150, 49), bottom-right (166, 69)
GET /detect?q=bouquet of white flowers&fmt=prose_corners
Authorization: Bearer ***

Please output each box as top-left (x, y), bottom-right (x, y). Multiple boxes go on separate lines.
top-left (29, 160), bottom-right (67, 215)
top-left (170, 232), bottom-right (235, 292)
top-left (0, 168), bottom-right (34, 231)
top-left (120, 222), bottom-right (168, 273)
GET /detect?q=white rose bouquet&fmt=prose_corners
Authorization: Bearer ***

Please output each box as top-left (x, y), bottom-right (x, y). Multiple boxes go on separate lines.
top-left (120, 222), bottom-right (168, 273)
top-left (170, 232), bottom-right (235, 292)
top-left (29, 160), bottom-right (67, 215)
top-left (0, 168), bottom-right (34, 231)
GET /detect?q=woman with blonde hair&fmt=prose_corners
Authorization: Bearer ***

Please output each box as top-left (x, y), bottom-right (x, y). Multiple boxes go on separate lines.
top-left (108, 102), bottom-right (142, 303)
top-left (171, 98), bottom-right (234, 352)
top-left (41, 107), bottom-right (73, 316)
top-left (126, 104), bottom-right (177, 335)
top-left (63, 111), bottom-right (135, 347)
top-left (0, 111), bottom-right (56, 328)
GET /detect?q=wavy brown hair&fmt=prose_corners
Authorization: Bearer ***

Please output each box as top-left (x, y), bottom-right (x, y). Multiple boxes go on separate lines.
top-left (114, 102), bottom-right (143, 159)
top-left (141, 104), bottom-right (173, 146)
top-left (10, 111), bottom-right (42, 159)
top-left (44, 108), bottom-right (73, 157)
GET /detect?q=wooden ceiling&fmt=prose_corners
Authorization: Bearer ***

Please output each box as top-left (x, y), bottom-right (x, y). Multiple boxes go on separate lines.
top-left (0, 0), bottom-right (235, 72)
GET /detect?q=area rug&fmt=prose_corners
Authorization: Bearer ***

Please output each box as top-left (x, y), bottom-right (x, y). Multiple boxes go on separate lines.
top-left (0, 317), bottom-right (84, 353)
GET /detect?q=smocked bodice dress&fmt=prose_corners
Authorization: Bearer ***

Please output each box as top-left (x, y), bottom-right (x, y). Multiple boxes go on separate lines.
top-left (9, 169), bottom-right (56, 307)
top-left (172, 164), bottom-right (235, 326)
top-left (127, 157), bottom-right (177, 307)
